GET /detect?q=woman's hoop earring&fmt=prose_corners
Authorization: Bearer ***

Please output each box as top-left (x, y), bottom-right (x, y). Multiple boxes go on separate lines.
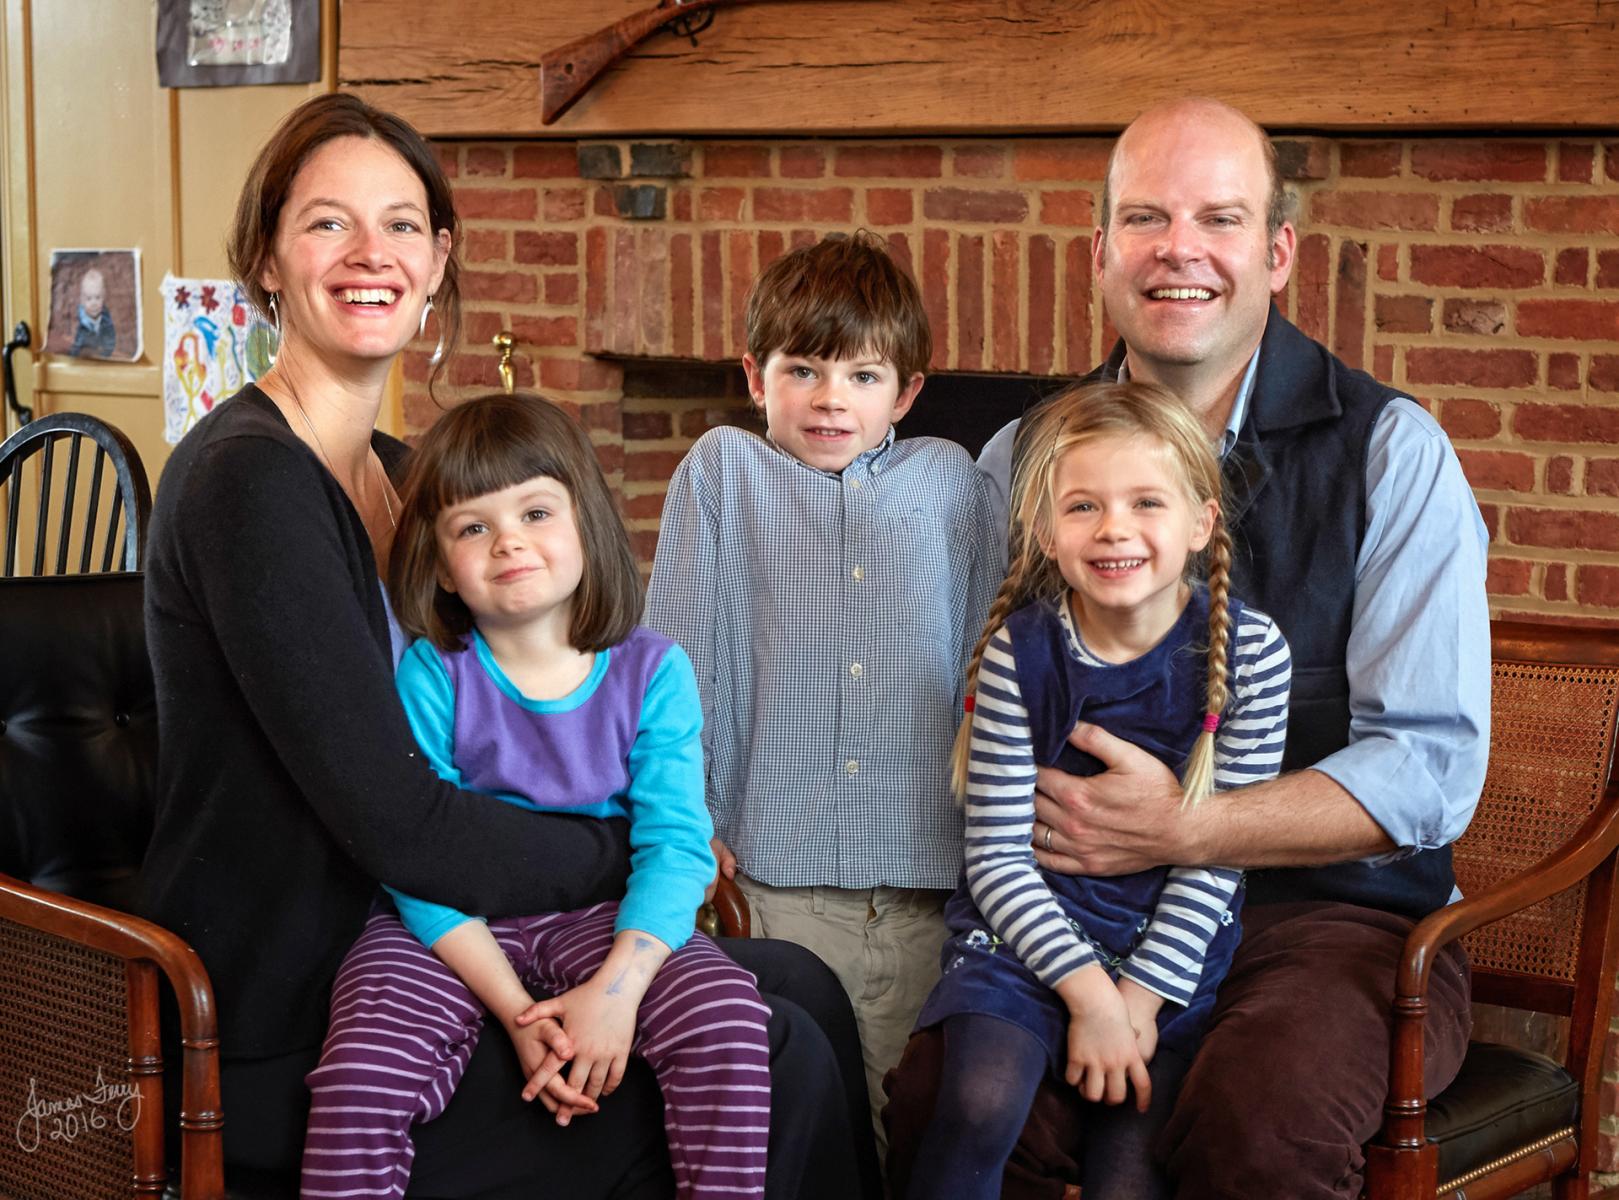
top-left (267, 293), bottom-right (281, 366)
top-left (425, 297), bottom-right (448, 367)
top-left (418, 297), bottom-right (433, 338)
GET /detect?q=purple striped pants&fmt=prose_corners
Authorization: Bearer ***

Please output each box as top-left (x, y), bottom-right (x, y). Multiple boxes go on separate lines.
top-left (301, 902), bottom-right (772, 1199)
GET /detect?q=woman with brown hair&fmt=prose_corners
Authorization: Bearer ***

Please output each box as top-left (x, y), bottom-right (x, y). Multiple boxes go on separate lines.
top-left (137, 93), bottom-right (876, 1198)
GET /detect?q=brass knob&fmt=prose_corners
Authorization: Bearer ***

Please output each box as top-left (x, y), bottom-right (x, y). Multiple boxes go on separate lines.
top-left (492, 331), bottom-right (515, 394)
top-left (695, 903), bottom-right (720, 939)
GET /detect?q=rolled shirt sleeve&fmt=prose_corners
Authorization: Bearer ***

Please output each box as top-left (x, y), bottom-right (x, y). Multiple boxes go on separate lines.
top-left (1312, 398), bottom-right (1491, 857)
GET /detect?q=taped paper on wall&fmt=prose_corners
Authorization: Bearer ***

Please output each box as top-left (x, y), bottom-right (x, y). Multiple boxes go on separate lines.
top-left (161, 275), bottom-right (276, 443)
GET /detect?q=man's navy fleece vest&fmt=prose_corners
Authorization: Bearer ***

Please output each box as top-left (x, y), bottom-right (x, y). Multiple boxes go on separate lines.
top-left (1015, 306), bottom-right (1454, 919)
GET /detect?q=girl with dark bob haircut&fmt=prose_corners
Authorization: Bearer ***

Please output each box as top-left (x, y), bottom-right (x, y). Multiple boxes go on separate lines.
top-left (137, 91), bottom-right (878, 1199)
top-left (389, 392), bottom-right (642, 653)
top-left (305, 390), bottom-right (775, 1196)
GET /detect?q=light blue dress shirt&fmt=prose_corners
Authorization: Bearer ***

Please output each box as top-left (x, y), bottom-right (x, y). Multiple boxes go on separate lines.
top-left (976, 353), bottom-right (1491, 862)
top-left (645, 424), bottom-right (999, 890)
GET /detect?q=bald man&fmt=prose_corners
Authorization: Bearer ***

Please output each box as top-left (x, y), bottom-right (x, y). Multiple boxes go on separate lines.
top-left (885, 99), bottom-right (1488, 1200)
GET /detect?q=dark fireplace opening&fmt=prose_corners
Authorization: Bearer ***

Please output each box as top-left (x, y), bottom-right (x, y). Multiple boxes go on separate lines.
top-left (617, 358), bottom-right (1066, 462)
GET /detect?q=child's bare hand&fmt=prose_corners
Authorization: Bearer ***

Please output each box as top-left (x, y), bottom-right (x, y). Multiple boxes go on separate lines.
top-left (504, 1004), bottom-right (598, 1116)
top-left (521, 980), bottom-right (637, 1115)
top-left (1057, 966), bottom-right (1151, 1111)
top-left (1065, 1004), bottom-right (1151, 1109)
top-left (533, 1070), bottom-right (597, 1125)
top-left (1115, 976), bottom-right (1164, 1066)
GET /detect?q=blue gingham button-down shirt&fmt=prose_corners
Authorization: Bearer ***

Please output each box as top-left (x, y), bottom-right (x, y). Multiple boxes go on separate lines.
top-left (644, 425), bottom-right (999, 889)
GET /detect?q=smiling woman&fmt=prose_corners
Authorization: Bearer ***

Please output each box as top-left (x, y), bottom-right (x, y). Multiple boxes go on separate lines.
top-left (135, 93), bottom-right (877, 1199)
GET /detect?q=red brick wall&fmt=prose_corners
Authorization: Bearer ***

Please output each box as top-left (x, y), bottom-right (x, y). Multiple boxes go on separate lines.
top-left (406, 132), bottom-right (1619, 628)
top-left (405, 132), bottom-right (1619, 1177)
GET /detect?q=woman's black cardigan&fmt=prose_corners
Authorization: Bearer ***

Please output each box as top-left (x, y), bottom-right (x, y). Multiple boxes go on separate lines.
top-left (137, 387), bottom-right (632, 1058)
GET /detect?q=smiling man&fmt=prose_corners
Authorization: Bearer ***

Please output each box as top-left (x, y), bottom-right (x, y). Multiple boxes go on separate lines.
top-left (885, 98), bottom-right (1490, 1199)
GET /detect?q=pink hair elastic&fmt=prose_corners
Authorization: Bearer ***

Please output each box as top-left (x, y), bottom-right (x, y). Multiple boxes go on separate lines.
top-left (1201, 713), bottom-right (1220, 733)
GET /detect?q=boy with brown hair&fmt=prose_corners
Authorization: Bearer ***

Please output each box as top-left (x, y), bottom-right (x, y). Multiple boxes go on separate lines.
top-left (645, 231), bottom-right (998, 1148)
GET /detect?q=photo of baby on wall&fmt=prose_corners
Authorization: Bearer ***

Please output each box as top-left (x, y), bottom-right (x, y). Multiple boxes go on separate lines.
top-left (45, 249), bottom-right (143, 362)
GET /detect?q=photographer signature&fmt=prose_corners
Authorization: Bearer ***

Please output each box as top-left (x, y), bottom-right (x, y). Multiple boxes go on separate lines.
top-left (15, 1069), bottom-right (141, 1152)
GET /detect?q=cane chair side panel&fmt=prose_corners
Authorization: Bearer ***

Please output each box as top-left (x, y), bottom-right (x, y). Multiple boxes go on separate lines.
top-left (0, 914), bottom-right (142, 1199)
top-left (1455, 659), bottom-right (1619, 983)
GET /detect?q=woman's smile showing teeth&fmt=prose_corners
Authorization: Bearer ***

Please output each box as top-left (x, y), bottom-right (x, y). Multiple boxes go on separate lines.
top-left (336, 287), bottom-right (399, 305)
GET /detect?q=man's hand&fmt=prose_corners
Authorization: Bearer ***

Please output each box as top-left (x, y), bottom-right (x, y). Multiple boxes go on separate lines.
top-left (704, 836), bottom-right (737, 904)
top-left (1055, 965), bottom-right (1152, 1111)
top-left (1033, 722), bottom-right (1190, 876)
top-left (1033, 724), bottom-right (1398, 873)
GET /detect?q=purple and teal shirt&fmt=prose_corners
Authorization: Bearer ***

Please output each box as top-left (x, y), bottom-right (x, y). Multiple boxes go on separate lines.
top-left (386, 625), bottom-right (714, 952)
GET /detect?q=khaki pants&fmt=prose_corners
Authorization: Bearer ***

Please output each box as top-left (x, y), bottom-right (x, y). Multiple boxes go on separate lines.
top-left (735, 875), bottom-right (950, 1158)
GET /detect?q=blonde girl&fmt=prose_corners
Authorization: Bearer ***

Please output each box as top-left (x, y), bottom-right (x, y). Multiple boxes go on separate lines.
top-left (301, 393), bottom-right (771, 1200)
top-left (903, 381), bottom-right (1292, 1200)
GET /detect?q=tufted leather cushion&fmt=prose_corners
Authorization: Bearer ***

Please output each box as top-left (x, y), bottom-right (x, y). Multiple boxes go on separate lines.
top-left (1427, 1041), bottom-right (1578, 1184)
top-left (2, 573), bottom-right (300, 1197)
top-left (0, 573), bottom-right (157, 912)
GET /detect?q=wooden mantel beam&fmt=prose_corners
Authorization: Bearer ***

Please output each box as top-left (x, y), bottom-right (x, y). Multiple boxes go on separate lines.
top-left (341, 0), bottom-right (1619, 138)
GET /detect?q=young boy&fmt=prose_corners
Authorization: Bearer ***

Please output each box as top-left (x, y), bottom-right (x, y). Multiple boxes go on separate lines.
top-left (644, 232), bottom-right (998, 1150)
top-left (70, 268), bottom-right (117, 358)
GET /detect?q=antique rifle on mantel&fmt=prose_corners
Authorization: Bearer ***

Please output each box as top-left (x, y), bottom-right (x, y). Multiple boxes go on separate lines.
top-left (539, 0), bottom-right (759, 125)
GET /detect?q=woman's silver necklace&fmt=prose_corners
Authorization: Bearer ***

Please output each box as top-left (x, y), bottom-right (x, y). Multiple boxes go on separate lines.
top-left (282, 378), bottom-right (395, 530)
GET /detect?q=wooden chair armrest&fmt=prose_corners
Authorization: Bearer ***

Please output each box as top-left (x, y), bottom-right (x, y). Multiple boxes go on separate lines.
top-left (696, 874), bottom-right (751, 940)
top-left (0, 871), bottom-right (225, 1198)
top-left (1396, 787), bottom-right (1619, 1006)
top-left (1375, 783), bottom-right (1619, 1150)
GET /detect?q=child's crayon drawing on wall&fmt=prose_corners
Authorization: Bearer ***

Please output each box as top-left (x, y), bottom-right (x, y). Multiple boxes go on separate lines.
top-left (161, 274), bottom-right (275, 443)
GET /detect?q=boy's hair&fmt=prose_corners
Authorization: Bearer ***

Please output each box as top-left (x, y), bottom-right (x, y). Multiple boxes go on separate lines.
top-left (952, 380), bottom-right (1235, 808)
top-left (388, 392), bottom-right (641, 653)
top-left (744, 230), bottom-right (931, 380)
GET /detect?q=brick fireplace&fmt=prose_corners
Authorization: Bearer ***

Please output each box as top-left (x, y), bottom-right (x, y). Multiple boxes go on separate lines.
top-left (403, 132), bottom-right (1619, 636)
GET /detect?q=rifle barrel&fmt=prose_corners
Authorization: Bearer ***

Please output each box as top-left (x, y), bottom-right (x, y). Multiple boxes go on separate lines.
top-left (538, 0), bottom-right (739, 125)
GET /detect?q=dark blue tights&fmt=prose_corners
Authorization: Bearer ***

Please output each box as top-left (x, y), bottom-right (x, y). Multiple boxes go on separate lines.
top-left (903, 1013), bottom-right (1190, 1200)
top-left (903, 1014), bottom-right (1048, 1200)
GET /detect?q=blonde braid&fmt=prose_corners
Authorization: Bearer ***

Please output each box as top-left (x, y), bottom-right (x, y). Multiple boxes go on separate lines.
top-left (950, 533), bottom-right (1051, 799)
top-left (951, 402), bottom-right (1071, 799)
top-left (1180, 515), bottom-right (1234, 807)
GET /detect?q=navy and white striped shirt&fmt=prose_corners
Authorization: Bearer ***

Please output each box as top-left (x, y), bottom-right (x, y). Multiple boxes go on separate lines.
top-left (965, 601), bottom-right (1291, 1005)
top-left (645, 425), bottom-right (999, 889)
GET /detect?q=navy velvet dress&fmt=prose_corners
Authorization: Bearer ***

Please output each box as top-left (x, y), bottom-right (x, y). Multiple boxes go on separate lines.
top-left (915, 589), bottom-right (1244, 1070)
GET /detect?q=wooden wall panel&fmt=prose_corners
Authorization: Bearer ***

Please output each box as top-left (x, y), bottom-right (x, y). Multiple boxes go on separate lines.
top-left (341, 0), bottom-right (1619, 139)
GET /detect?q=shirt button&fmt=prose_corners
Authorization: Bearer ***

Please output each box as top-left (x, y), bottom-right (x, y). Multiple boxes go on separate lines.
top-left (845, 759), bottom-right (859, 776)
top-left (850, 662), bottom-right (863, 679)
top-left (852, 566), bottom-right (864, 581)
top-left (850, 479), bottom-right (862, 490)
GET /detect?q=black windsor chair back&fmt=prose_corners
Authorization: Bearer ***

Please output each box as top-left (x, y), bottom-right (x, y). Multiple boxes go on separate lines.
top-left (0, 413), bottom-right (152, 576)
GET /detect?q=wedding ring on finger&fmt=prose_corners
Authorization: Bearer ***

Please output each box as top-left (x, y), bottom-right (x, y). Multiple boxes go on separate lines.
top-left (1043, 824), bottom-right (1054, 853)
